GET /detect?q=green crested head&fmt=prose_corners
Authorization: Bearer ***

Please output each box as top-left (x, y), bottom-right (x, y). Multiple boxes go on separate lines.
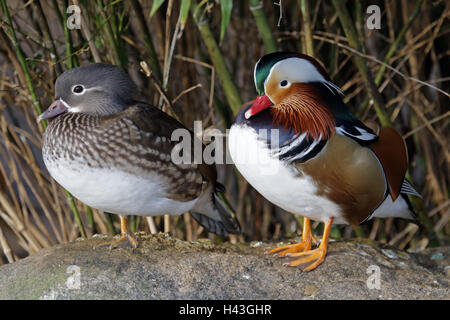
top-left (248, 52), bottom-right (357, 123)
top-left (254, 52), bottom-right (332, 96)
top-left (255, 52), bottom-right (291, 95)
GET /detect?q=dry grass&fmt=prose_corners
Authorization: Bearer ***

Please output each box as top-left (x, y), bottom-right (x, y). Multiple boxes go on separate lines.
top-left (0, 0), bottom-right (448, 264)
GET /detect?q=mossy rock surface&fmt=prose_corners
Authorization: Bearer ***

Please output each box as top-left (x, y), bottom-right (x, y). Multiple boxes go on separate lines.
top-left (0, 233), bottom-right (448, 299)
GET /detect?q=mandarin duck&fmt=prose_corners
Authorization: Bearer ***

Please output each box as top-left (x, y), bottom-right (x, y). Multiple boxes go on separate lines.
top-left (38, 63), bottom-right (240, 248)
top-left (228, 52), bottom-right (421, 271)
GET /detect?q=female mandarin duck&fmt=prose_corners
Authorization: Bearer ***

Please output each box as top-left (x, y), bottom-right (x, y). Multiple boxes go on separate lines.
top-left (228, 52), bottom-right (421, 271)
top-left (38, 63), bottom-right (240, 249)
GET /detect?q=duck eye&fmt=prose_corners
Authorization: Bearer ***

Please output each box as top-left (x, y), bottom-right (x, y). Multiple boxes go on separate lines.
top-left (280, 80), bottom-right (289, 87)
top-left (72, 85), bottom-right (85, 95)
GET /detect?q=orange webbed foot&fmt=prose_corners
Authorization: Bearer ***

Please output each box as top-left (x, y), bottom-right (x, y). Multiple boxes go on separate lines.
top-left (264, 239), bottom-right (313, 257)
top-left (94, 231), bottom-right (138, 249)
top-left (268, 217), bottom-right (334, 272)
top-left (265, 217), bottom-right (317, 257)
top-left (284, 247), bottom-right (327, 271)
top-left (94, 216), bottom-right (138, 249)
top-left (284, 217), bottom-right (333, 271)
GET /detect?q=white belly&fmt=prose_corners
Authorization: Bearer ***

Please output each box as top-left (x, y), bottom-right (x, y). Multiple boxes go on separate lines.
top-left (228, 124), bottom-right (343, 223)
top-left (44, 159), bottom-right (197, 216)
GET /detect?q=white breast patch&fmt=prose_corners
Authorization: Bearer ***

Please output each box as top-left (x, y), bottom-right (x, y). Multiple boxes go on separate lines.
top-left (228, 124), bottom-right (343, 223)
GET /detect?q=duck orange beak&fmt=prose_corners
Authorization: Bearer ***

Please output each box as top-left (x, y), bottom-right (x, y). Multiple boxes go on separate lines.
top-left (244, 95), bottom-right (273, 119)
top-left (37, 99), bottom-right (68, 122)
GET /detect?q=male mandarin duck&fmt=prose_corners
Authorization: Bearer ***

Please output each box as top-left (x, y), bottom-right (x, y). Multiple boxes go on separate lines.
top-left (228, 52), bottom-right (421, 271)
top-left (38, 63), bottom-right (240, 248)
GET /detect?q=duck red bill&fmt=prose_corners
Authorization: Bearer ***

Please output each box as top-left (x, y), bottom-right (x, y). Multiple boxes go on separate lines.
top-left (37, 99), bottom-right (68, 122)
top-left (244, 95), bottom-right (273, 119)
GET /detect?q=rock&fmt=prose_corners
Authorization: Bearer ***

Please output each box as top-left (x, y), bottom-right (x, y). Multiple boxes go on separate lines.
top-left (0, 233), bottom-right (448, 299)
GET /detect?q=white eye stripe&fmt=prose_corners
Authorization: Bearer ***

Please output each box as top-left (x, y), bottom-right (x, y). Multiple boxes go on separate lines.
top-left (264, 58), bottom-right (343, 96)
top-left (271, 58), bottom-right (328, 83)
top-left (71, 85), bottom-right (103, 95)
top-left (71, 84), bottom-right (85, 95)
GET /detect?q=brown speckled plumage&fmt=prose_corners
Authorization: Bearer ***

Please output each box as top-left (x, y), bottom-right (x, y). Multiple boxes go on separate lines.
top-left (43, 104), bottom-right (205, 202)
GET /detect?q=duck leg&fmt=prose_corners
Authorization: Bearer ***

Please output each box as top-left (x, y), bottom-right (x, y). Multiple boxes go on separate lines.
top-left (94, 216), bottom-right (138, 249)
top-left (265, 218), bottom-right (317, 257)
top-left (284, 217), bottom-right (334, 271)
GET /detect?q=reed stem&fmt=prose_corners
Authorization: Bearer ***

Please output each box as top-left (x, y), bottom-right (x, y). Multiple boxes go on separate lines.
top-left (130, 0), bottom-right (163, 81)
top-left (249, 0), bottom-right (277, 53)
top-left (191, 1), bottom-right (243, 115)
top-left (59, 0), bottom-right (76, 69)
top-left (331, 0), bottom-right (391, 127)
top-left (1, 0), bottom-right (45, 127)
top-left (299, 0), bottom-right (314, 56)
top-left (1, 0), bottom-right (88, 239)
top-left (96, 0), bottom-right (122, 66)
top-left (374, 0), bottom-right (424, 85)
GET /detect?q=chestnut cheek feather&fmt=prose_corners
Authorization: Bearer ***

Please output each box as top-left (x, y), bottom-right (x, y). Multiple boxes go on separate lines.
top-left (271, 84), bottom-right (335, 140)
